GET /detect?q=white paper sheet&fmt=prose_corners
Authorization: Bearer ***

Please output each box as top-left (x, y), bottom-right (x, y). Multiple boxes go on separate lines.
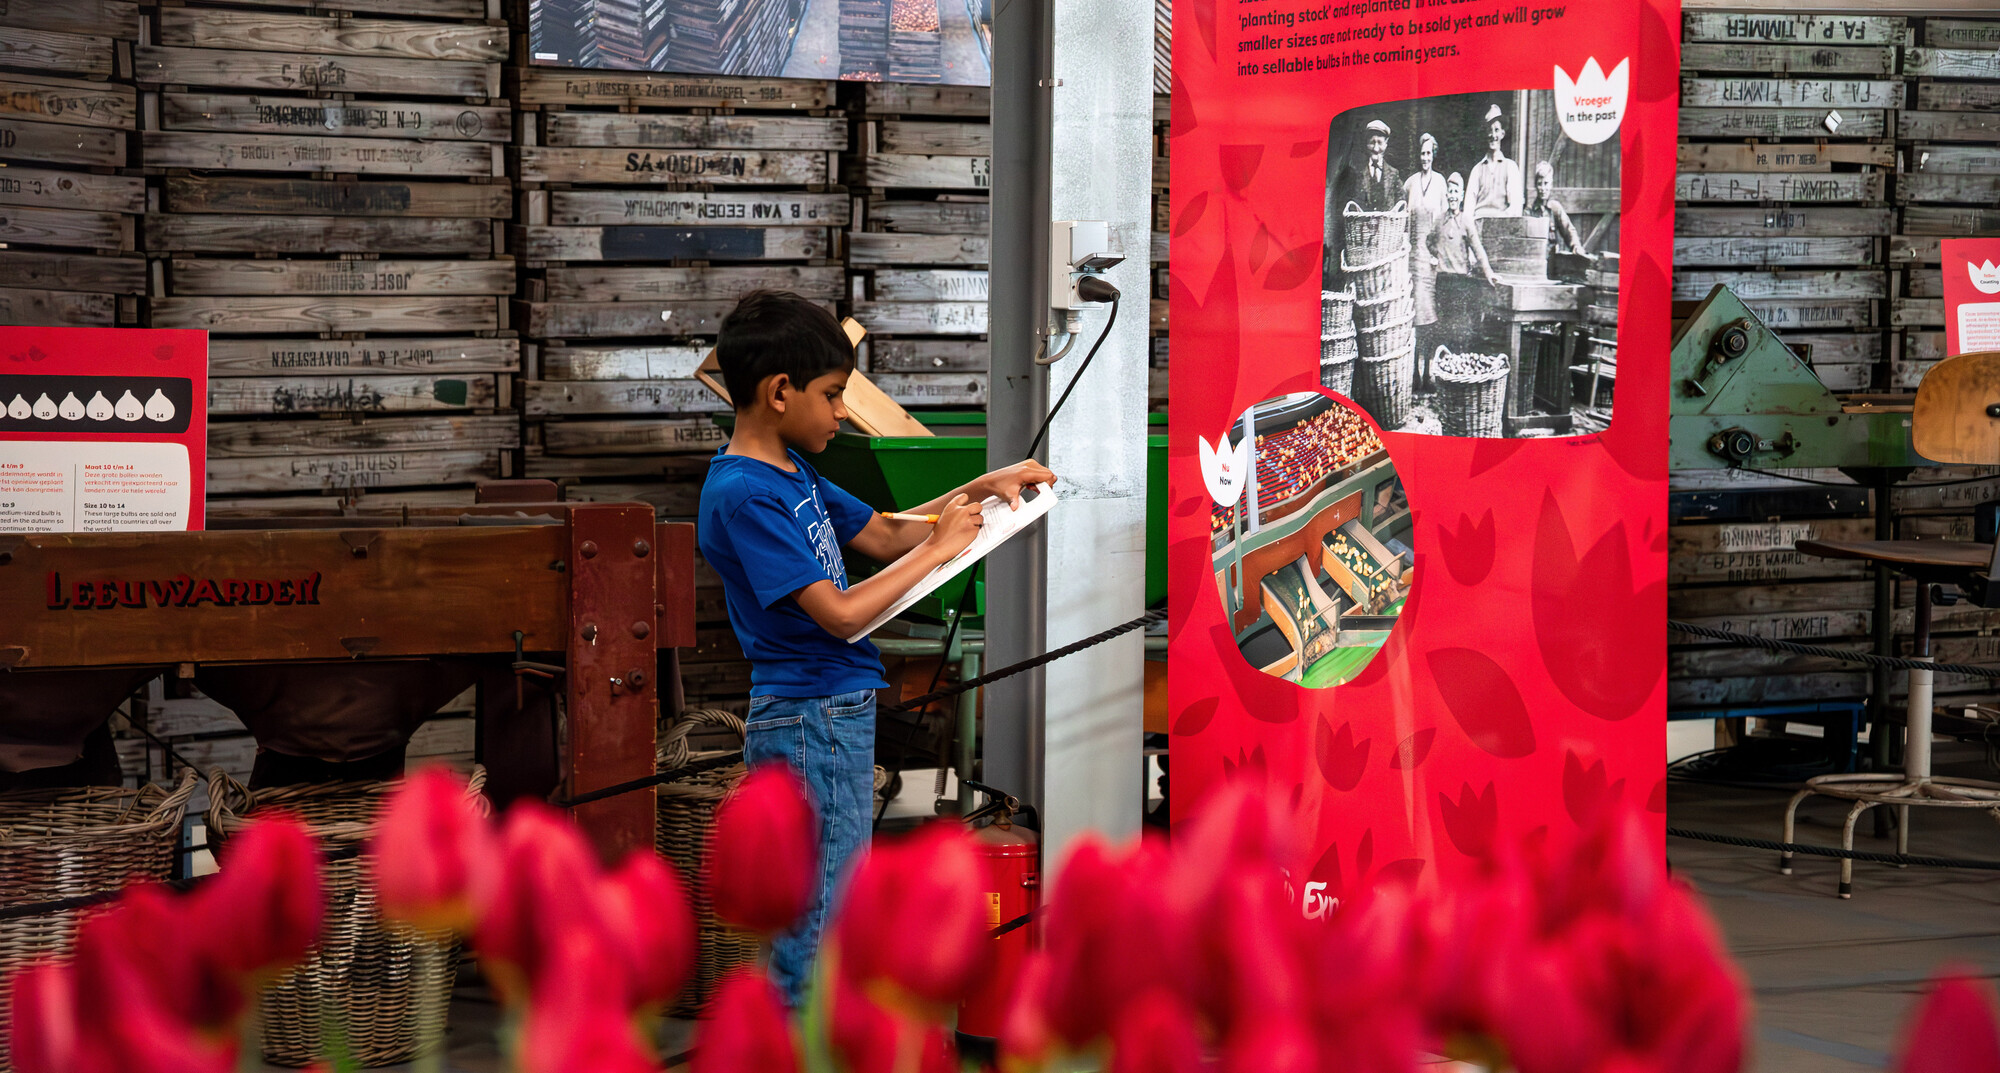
top-left (846, 483), bottom-right (1058, 642)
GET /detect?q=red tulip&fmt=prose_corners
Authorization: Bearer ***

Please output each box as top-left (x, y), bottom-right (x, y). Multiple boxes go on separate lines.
top-left (691, 970), bottom-right (799, 1073)
top-left (1198, 867), bottom-right (1314, 1033)
top-left (516, 931), bottom-right (659, 1073)
top-left (998, 952), bottom-right (1057, 1073)
top-left (196, 813), bottom-right (324, 980)
top-left (595, 850), bottom-right (698, 1010)
top-left (370, 766), bottom-right (497, 932)
top-left (834, 822), bottom-right (988, 1010)
top-left (708, 764), bottom-right (818, 936)
top-left (1041, 834), bottom-right (1194, 1047)
top-left (827, 968), bottom-right (948, 1073)
top-left (66, 913), bottom-right (237, 1073)
top-left (9, 963), bottom-right (82, 1073)
top-left (73, 884), bottom-right (245, 1035)
top-left (1107, 989), bottom-right (1203, 1073)
top-left (473, 802), bottom-right (606, 1006)
top-left (1222, 1017), bottom-right (1319, 1073)
top-left (1896, 970), bottom-right (2000, 1073)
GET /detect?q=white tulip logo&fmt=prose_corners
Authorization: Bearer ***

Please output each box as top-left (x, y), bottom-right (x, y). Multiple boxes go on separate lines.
top-left (1198, 431), bottom-right (1254, 509)
top-left (1554, 57), bottom-right (1630, 146)
top-left (1969, 259), bottom-right (2000, 296)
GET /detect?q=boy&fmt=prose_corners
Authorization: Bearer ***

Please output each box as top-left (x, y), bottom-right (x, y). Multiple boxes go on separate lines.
top-left (697, 290), bottom-right (1055, 1005)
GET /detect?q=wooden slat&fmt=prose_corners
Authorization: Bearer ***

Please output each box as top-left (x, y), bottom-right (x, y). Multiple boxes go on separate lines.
top-left (1927, 20), bottom-right (2000, 50)
top-left (1668, 550), bottom-right (1869, 584)
top-left (1916, 82), bottom-right (2000, 111)
top-left (0, 74), bottom-right (135, 129)
top-left (134, 46), bottom-right (498, 98)
top-left (546, 189), bottom-right (848, 227)
top-left (1679, 77), bottom-right (1900, 110)
top-left (168, 258), bottom-right (513, 296)
top-left (0, 285), bottom-right (114, 325)
top-left (869, 373), bottom-right (986, 407)
top-left (864, 198), bottom-right (988, 234)
top-left (161, 93), bottom-right (510, 143)
top-left (861, 153), bottom-right (991, 189)
top-left (1673, 207), bottom-right (1892, 237)
top-left (1672, 236), bottom-right (1875, 266)
top-left (541, 113), bottom-right (846, 149)
top-left (538, 417), bottom-right (729, 455)
top-left (1676, 608), bottom-right (1870, 641)
top-left (1890, 236), bottom-right (1941, 264)
top-left (1897, 174), bottom-right (2000, 205)
top-left (1904, 48), bottom-right (2000, 79)
top-left (0, 250), bottom-right (144, 293)
top-left (1679, 107), bottom-right (1885, 139)
top-left (848, 232), bottom-right (989, 266)
top-left (177, 0), bottom-right (488, 17)
top-left (512, 225), bottom-right (830, 262)
top-left (1901, 206), bottom-right (2000, 237)
top-left (861, 83), bottom-right (987, 116)
top-left (1670, 674), bottom-right (1868, 707)
top-left (1737, 298), bottom-right (1875, 330)
top-left (1906, 270), bottom-right (1942, 300)
top-left (1676, 142), bottom-right (1891, 171)
top-left (850, 300), bottom-right (987, 335)
top-left (142, 131), bottom-right (501, 176)
top-left (0, 0), bottom-right (139, 40)
top-left (522, 378), bottom-right (724, 416)
top-left (206, 336), bottom-right (519, 377)
top-left (1680, 43), bottom-right (1896, 75)
top-left (1909, 145), bottom-right (2000, 174)
top-left (1899, 111), bottom-right (2000, 142)
top-left (156, 10), bottom-right (507, 62)
top-left (0, 166), bottom-right (144, 213)
top-left (514, 146), bottom-right (828, 185)
top-left (1891, 299), bottom-right (1942, 329)
top-left (0, 27), bottom-right (115, 77)
top-left (1781, 331), bottom-right (1881, 365)
top-left (1680, 13), bottom-right (1907, 45)
top-left (145, 214), bottom-right (492, 254)
top-left (1669, 518), bottom-right (1871, 555)
top-left (0, 118), bottom-right (124, 166)
top-left (1902, 331), bottom-right (1946, 363)
top-left (874, 120), bottom-right (991, 155)
top-left (865, 337), bottom-right (987, 373)
top-left (208, 449), bottom-right (500, 493)
top-left (208, 374), bottom-right (499, 415)
top-left (541, 264), bottom-right (843, 302)
top-left (209, 414), bottom-right (519, 456)
top-left (540, 344), bottom-right (706, 381)
top-left (1671, 270), bottom-right (1884, 300)
top-left (870, 268), bottom-right (988, 301)
top-left (1675, 172), bottom-right (1882, 203)
top-left (163, 175), bottom-right (511, 218)
top-left (0, 204), bottom-right (129, 249)
top-left (148, 296), bottom-right (500, 333)
top-left (512, 69), bottom-right (831, 110)
top-left (518, 299), bottom-right (782, 339)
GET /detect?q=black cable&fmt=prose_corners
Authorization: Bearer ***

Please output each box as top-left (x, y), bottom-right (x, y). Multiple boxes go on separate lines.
top-left (1027, 293), bottom-right (1119, 459)
top-left (884, 608), bottom-right (1164, 714)
top-left (1670, 620), bottom-right (2000, 679)
top-left (1667, 826), bottom-right (2000, 871)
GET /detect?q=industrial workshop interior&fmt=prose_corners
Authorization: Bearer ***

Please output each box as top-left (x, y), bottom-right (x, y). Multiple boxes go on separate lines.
top-left (8, 0), bottom-right (2000, 1069)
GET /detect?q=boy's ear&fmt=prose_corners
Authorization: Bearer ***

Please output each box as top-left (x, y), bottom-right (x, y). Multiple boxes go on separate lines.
top-left (763, 372), bottom-right (792, 412)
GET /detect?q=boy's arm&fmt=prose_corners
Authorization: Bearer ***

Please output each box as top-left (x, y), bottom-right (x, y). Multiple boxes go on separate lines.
top-left (794, 494), bottom-right (983, 639)
top-left (845, 459), bottom-right (1056, 562)
top-left (1468, 221), bottom-right (1500, 285)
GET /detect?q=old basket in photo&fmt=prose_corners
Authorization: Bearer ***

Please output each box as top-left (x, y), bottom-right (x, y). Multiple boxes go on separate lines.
top-left (1339, 246), bottom-right (1412, 303)
top-left (1341, 199), bottom-right (1410, 265)
top-left (1321, 334), bottom-right (1358, 396)
top-left (1321, 290), bottom-right (1356, 338)
top-left (1355, 316), bottom-right (1416, 430)
top-left (1354, 289), bottom-right (1415, 332)
top-left (1432, 346), bottom-right (1511, 438)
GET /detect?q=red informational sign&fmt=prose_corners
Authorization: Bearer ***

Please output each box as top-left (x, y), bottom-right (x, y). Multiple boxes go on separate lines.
top-left (0, 326), bottom-right (208, 532)
top-left (1942, 238), bottom-right (2000, 360)
top-left (1169, 0), bottom-right (1676, 906)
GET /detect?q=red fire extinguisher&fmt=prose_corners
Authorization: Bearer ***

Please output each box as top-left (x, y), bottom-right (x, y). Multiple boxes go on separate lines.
top-left (955, 820), bottom-right (1038, 1040)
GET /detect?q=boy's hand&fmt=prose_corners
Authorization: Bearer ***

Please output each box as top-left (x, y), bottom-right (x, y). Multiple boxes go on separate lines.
top-left (926, 493), bottom-right (984, 559)
top-left (967, 460), bottom-right (1058, 510)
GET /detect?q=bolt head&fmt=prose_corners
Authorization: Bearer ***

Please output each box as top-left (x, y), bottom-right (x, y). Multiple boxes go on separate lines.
top-left (580, 541), bottom-right (599, 559)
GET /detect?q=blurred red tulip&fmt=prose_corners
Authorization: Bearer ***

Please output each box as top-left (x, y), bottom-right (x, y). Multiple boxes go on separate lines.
top-left (596, 850), bottom-right (697, 1010)
top-left (1894, 969), bottom-right (2000, 1073)
top-left (473, 802), bottom-right (606, 1006)
top-left (828, 967), bottom-right (961, 1073)
top-left (197, 813), bottom-right (324, 980)
top-left (516, 932), bottom-right (659, 1073)
top-left (998, 952), bottom-right (1057, 1073)
top-left (9, 963), bottom-right (82, 1073)
top-left (708, 764), bottom-right (818, 936)
top-left (835, 822), bottom-right (988, 1010)
top-left (691, 970), bottom-right (799, 1073)
top-left (1107, 989), bottom-right (1203, 1073)
top-left (73, 884), bottom-right (245, 1035)
top-left (1041, 834), bottom-right (1193, 1047)
top-left (1223, 1016), bottom-right (1318, 1073)
top-left (1200, 868), bottom-right (1313, 1033)
top-left (370, 766), bottom-right (497, 933)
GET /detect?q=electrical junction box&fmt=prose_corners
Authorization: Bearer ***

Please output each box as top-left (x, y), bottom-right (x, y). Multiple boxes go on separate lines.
top-left (1049, 220), bottom-right (1117, 312)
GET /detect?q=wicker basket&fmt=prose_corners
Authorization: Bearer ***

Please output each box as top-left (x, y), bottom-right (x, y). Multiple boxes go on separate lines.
top-left (0, 771), bottom-right (198, 1072)
top-left (1432, 346), bottom-right (1511, 438)
top-left (1341, 200), bottom-right (1410, 264)
top-left (1354, 290), bottom-right (1414, 332)
top-left (1339, 247), bottom-right (1411, 303)
top-left (1320, 340), bottom-right (1357, 396)
top-left (208, 770), bottom-right (483, 1068)
top-left (1357, 313), bottom-right (1415, 360)
top-left (1356, 346), bottom-right (1414, 431)
top-left (1320, 290), bottom-right (1355, 338)
top-left (656, 709), bottom-right (758, 1016)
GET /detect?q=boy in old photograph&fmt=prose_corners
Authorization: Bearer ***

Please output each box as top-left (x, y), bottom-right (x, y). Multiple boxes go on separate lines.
top-left (1527, 160), bottom-right (1592, 260)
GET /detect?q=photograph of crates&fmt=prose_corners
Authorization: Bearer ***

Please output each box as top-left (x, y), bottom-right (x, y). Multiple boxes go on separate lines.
top-left (525, 0), bottom-right (992, 85)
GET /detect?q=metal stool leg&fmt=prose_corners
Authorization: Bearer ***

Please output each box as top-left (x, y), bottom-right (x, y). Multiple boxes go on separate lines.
top-left (1781, 788), bottom-right (1812, 875)
top-left (1840, 799), bottom-right (1878, 898)
top-left (1896, 804), bottom-right (1910, 864)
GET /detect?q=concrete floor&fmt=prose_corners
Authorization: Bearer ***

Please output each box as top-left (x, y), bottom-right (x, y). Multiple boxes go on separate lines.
top-left (780, 0), bottom-right (841, 80)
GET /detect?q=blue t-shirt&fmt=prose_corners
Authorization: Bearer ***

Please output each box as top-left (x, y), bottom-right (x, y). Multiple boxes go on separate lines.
top-left (697, 449), bottom-right (888, 698)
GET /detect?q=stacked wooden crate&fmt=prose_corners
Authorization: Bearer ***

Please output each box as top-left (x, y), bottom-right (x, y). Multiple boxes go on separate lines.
top-left (1892, 18), bottom-right (2000, 390)
top-left (510, 68), bottom-right (844, 515)
top-left (1151, 94), bottom-right (1169, 411)
top-left (133, 0), bottom-right (519, 507)
top-left (845, 82), bottom-right (990, 413)
top-left (1675, 12), bottom-right (1905, 393)
top-left (0, 1), bottom-right (144, 328)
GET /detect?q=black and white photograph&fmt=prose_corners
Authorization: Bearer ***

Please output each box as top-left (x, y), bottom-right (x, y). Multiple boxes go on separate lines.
top-left (1320, 89), bottom-right (1621, 438)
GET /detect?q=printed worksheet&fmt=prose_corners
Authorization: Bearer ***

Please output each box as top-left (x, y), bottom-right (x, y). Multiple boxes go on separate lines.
top-left (845, 483), bottom-right (1057, 642)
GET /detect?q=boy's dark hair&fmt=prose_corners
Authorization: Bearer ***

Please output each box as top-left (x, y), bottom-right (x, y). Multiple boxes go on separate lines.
top-left (716, 290), bottom-right (854, 410)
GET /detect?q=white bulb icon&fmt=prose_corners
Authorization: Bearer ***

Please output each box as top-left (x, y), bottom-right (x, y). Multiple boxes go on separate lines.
top-left (115, 390), bottom-right (142, 421)
top-left (58, 393), bottom-right (83, 420)
top-left (86, 391), bottom-right (112, 420)
top-left (33, 394), bottom-right (57, 420)
top-left (144, 389), bottom-right (175, 422)
top-left (6, 395), bottom-right (27, 420)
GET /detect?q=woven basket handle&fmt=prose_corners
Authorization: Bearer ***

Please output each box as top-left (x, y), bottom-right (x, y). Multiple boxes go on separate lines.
top-left (1343, 200), bottom-right (1363, 216)
top-left (658, 708), bottom-right (748, 772)
top-left (143, 768), bottom-right (202, 827)
top-left (203, 767), bottom-right (253, 846)
top-left (1435, 344), bottom-right (1452, 362)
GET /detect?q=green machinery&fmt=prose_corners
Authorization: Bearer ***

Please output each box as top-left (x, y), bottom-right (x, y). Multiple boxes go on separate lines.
top-left (1670, 285), bottom-right (1928, 472)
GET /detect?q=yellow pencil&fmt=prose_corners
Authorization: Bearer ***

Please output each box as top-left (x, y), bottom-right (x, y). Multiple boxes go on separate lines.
top-left (880, 511), bottom-right (939, 524)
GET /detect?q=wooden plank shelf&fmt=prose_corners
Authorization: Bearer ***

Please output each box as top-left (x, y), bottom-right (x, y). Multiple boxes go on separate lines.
top-left (513, 146), bottom-right (833, 185)
top-left (153, 10), bottom-right (508, 63)
top-left (165, 257), bottom-right (515, 297)
top-left (141, 131), bottom-right (504, 176)
top-left (207, 336), bottom-right (519, 377)
top-left (1674, 207), bottom-right (1893, 237)
top-left (849, 300), bottom-right (987, 335)
top-left (538, 344), bottom-right (707, 381)
top-left (538, 113), bottom-right (846, 150)
top-left (522, 378), bottom-right (725, 416)
top-left (542, 188), bottom-right (849, 227)
top-left (162, 175), bottom-right (511, 218)
top-left (861, 82), bottom-right (987, 117)
top-left (1901, 206), bottom-right (2000, 236)
top-left (145, 214), bottom-right (495, 254)
top-left (208, 373), bottom-right (502, 415)
top-left (208, 448), bottom-right (503, 493)
top-left (857, 153), bottom-right (991, 190)
top-left (0, 118), bottom-right (126, 166)
top-left (0, 167), bottom-right (145, 213)
top-left (511, 68), bottom-right (832, 110)
top-left (1671, 269), bottom-right (1886, 300)
top-left (0, 27), bottom-right (117, 78)
top-left (208, 413), bottom-right (519, 456)
top-left (0, 204), bottom-right (134, 250)
top-left (134, 45), bottom-right (500, 99)
top-left (0, 286), bottom-right (118, 326)
top-left (159, 93), bottom-right (511, 142)
top-left (1676, 142), bottom-right (1892, 172)
top-left (1680, 43), bottom-right (1897, 76)
top-left (149, 295), bottom-right (504, 333)
top-left (1915, 81), bottom-right (2000, 110)
top-left (1675, 172), bottom-right (1884, 202)
top-left (1898, 111), bottom-right (2000, 142)
top-left (865, 337), bottom-right (988, 372)
top-left (1673, 236), bottom-right (1877, 266)
top-left (537, 417), bottom-right (729, 455)
top-left (0, 74), bottom-right (136, 129)
top-left (0, 250), bottom-right (146, 293)
top-left (512, 224), bottom-right (831, 262)
top-left (516, 298), bottom-right (832, 339)
top-left (862, 197), bottom-right (988, 234)
top-left (1680, 107), bottom-right (1885, 140)
top-left (1680, 13), bottom-right (1908, 45)
top-left (538, 264), bottom-right (844, 302)
top-left (847, 232), bottom-right (989, 266)
top-left (0, 0), bottom-right (141, 40)
top-left (1679, 77), bottom-right (1901, 110)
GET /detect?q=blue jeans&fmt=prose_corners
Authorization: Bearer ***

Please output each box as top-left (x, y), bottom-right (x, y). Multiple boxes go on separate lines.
top-left (742, 688), bottom-right (876, 1007)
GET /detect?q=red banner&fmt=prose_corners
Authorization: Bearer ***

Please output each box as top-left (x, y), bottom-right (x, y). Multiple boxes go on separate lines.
top-left (1942, 238), bottom-right (2000, 360)
top-left (1168, 0), bottom-right (1676, 909)
top-left (0, 326), bottom-right (208, 532)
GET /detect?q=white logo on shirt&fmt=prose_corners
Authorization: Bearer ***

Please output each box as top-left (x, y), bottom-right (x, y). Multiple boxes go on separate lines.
top-left (794, 489), bottom-right (848, 590)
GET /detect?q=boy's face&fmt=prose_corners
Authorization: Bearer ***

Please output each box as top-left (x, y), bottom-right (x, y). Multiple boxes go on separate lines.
top-left (768, 367), bottom-right (850, 452)
top-left (1448, 182), bottom-right (1464, 211)
top-left (1534, 171), bottom-right (1552, 200)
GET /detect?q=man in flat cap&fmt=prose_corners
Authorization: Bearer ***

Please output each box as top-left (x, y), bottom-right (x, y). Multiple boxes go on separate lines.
top-left (1336, 118), bottom-right (1404, 217)
top-left (1467, 103), bottom-right (1522, 218)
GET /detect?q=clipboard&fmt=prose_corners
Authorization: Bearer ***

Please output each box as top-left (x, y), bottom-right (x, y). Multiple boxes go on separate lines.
top-left (845, 483), bottom-right (1057, 643)
top-left (696, 317), bottom-right (932, 438)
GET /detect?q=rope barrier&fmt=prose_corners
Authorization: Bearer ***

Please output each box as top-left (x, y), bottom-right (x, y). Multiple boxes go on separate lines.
top-left (1667, 826), bottom-right (2000, 871)
top-left (1669, 620), bottom-right (2000, 679)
